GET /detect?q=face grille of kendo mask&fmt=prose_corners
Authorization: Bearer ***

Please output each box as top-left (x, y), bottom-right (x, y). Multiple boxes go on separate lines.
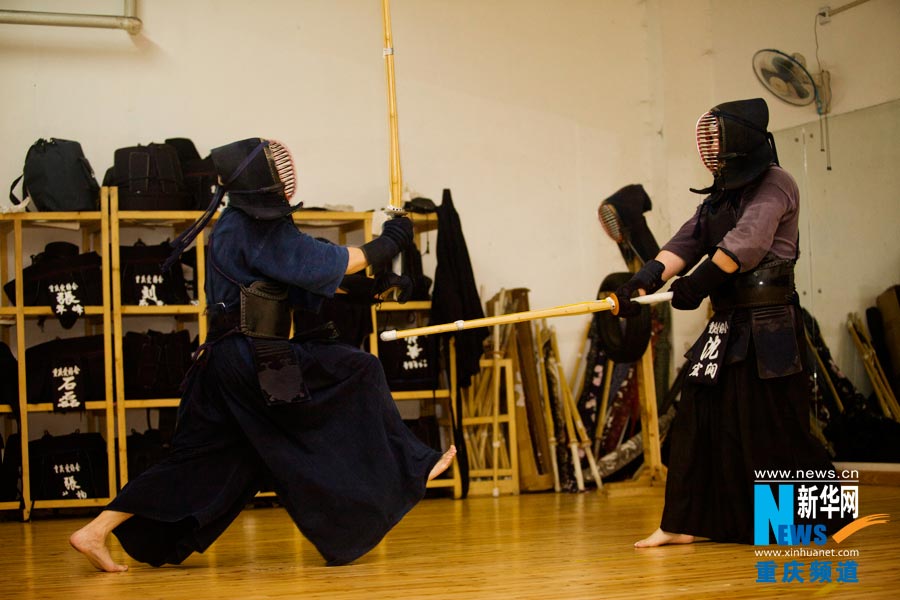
top-left (598, 202), bottom-right (624, 244)
top-left (267, 140), bottom-right (297, 203)
top-left (695, 111), bottom-right (721, 173)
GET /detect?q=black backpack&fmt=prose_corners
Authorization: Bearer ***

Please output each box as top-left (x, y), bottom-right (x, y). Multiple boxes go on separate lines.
top-left (0, 342), bottom-right (18, 416)
top-left (9, 139), bottom-right (100, 212)
top-left (103, 143), bottom-right (192, 210)
top-left (165, 137), bottom-right (218, 210)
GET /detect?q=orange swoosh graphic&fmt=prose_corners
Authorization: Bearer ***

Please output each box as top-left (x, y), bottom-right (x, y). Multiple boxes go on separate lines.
top-left (832, 513), bottom-right (890, 544)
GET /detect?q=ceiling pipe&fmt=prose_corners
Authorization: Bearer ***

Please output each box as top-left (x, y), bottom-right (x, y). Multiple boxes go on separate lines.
top-left (0, 0), bottom-right (142, 35)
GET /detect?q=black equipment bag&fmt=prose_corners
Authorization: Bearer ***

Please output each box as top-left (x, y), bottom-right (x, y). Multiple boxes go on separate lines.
top-left (165, 137), bottom-right (217, 210)
top-left (119, 241), bottom-right (191, 306)
top-left (403, 415), bottom-right (443, 453)
top-left (2, 241), bottom-right (103, 329)
top-left (293, 295), bottom-right (373, 349)
top-left (0, 432), bottom-right (21, 502)
top-left (8, 138), bottom-right (100, 212)
top-left (126, 428), bottom-right (173, 481)
top-left (122, 329), bottom-right (194, 399)
top-left (103, 143), bottom-right (193, 210)
top-left (25, 335), bottom-right (106, 411)
top-left (877, 285), bottom-right (900, 395)
top-left (401, 241), bottom-right (432, 301)
top-left (176, 244), bottom-right (207, 301)
top-left (28, 431), bottom-right (109, 500)
top-left (0, 341), bottom-right (18, 416)
top-left (376, 311), bottom-right (440, 391)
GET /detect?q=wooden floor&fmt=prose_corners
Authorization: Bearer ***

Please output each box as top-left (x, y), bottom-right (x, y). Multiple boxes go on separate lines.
top-left (2, 484), bottom-right (899, 599)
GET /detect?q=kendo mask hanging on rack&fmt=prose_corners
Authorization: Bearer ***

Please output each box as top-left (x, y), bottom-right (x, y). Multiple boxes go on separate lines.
top-left (693, 98), bottom-right (779, 193)
top-left (162, 138), bottom-right (301, 271)
top-left (598, 184), bottom-right (660, 266)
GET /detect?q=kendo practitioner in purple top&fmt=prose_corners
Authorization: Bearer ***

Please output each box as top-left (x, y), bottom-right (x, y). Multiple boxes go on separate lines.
top-left (613, 99), bottom-right (841, 547)
top-left (70, 138), bottom-right (456, 572)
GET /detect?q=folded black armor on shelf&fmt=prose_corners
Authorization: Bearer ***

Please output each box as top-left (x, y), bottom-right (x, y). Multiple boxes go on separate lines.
top-left (119, 241), bottom-right (191, 306)
top-left (25, 335), bottom-right (106, 411)
top-left (0, 431), bottom-right (110, 501)
top-left (122, 329), bottom-right (194, 399)
top-left (376, 311), bottom-right (440, 391)
top-left (27, 431), bottom-right (109, 500)
top-left (2, 241), bottom-right (102, 329)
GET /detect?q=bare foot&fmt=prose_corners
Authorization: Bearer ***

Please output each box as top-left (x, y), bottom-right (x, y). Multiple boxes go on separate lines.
top-left (428, 445), bottom-right (457, 481)
top-left (70, 526), bottom-right (128, 572)
top-left (69, 510), bottom-right (132, 572)
top-left (634, 527), bottom-right (695, 548)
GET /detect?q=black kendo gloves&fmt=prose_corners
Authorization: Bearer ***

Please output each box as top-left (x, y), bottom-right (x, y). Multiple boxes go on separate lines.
top-left (359, 216), bottom-right (414, 268)
top-left (613, 259), bottom-right (665, 318)
top-left (670, 258), bottom-right (732, 310)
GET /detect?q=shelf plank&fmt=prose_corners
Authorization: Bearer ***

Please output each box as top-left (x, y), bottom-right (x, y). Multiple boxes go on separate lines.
top-left (0, 306), bottom-right (106, 317)
top-left (425, 479), bottom-right (455, 488)
top-left (1, 211), bottom-right (103, 222)
top-left (120, 305), bottom-right (201, 315)
top-left (116, 210), bottom-right (204, 224)
top-left (32, 497), bottom-right (112, 510)
top-left (122, 399), bottom-right (181, 409)
top-left (26, 401), bottom-right (111, 412)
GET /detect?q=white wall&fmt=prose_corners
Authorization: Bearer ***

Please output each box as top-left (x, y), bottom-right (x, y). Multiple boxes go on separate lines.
top-left (2, 0), bottom-right (899, 397)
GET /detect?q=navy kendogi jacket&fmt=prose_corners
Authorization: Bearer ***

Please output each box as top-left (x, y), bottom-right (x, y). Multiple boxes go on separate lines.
top-left (207, 206), bottom-right (348, 315)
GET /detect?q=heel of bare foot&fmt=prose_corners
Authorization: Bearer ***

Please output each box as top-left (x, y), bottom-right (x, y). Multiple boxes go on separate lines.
top-left (634, 527), bottom-right (695, 548)
top-left (428, 445), bottom-right (457, 481)
top-left (70, 525), bottom-right (129, 572)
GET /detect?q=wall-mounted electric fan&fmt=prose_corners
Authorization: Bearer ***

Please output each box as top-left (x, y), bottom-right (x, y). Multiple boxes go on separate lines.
top-left (752, 48), bottom-right (833, 169)
top-left (752, 49), bottom-right (816, 105)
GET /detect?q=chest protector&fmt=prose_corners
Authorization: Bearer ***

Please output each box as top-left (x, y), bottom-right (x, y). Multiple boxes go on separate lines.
top-left (685, 190), bottom-right (802, 381)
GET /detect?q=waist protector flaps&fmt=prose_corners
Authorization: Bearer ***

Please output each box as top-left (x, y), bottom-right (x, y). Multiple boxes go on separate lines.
top-left (240, 280), bottom-right (292, 339)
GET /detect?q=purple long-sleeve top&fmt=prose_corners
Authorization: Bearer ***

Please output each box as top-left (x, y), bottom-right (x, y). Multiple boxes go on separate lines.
top-left (661, 166), bottom-right (800, 273)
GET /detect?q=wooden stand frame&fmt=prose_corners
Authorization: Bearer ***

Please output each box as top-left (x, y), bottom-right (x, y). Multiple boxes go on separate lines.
top-left (0, 190), bottom-right (116, 520)
top-left (605, 344), bottom-right (667, 490)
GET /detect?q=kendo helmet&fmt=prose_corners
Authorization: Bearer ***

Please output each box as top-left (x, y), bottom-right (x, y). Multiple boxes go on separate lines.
top-left (694, 98), bottom-right (779, 191)
top-left (210, 138), bottom-right (301, 219)
top-left (162, 138), bottom-right (301, 270)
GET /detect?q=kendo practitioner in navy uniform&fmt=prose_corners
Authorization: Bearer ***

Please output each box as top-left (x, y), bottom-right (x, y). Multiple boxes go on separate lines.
top-left (613, 99), bottom-right (842, 547)
top-left (70, 138), bottom-right (456, 572)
